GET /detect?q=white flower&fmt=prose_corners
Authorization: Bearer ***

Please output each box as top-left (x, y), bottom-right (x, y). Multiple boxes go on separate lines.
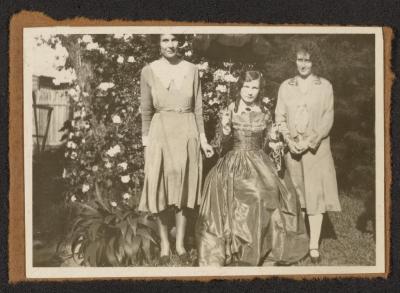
top-left (82, 92), bottom-right (89, 97)
top-left (97, 82), bottom-right (115, 91)
top-left (121, 175), bottom-right (130, 183)
top-left (81, 109), bottom-right (86, 118)
top-left (68, 88), bottom-right (78, 97)
top-left (70, 152), bottom-right (77, 159)
top-left (117, 56), bottom-right (124, 64)
top-left (84, 122), bottom-right (90, 129)
top-left (224, 74), bottom-right (238, 83)
top-left (197, 61), bottom-right (209, 71)
top-left (262, 97), bottom-right (271, 104)
top-left (180, 41), bottom-right (189, 48)
top-left (73, 111), bottom-right (81, 119)
top-left (105, 162), bottom-right (112, 168)
top-left (208, 97), bottom-right (221, 106)
top-left (206, 92), bottom-right (213, 98)
top-left (223, 62), bottom-right (234, 68)
top-left (118, 162), bottom-right (128, 170)
top-left (269, 124), bottom-right (279, 140)
top-left (213, 69), bottom-right (228, 82)
top-left (113, 33), bottom-right (132, 40)
top-left (86, 42), bottom-right (100, 51)
top-left (71, 195), bottom-right (77, 202)
top-left (113, 33), bottom-right (124, 39)
top-left (122, 193), bottom-right (131, 200)
top-left (62, 168), bottom-right (67, 178)
top-left (185, 50), bottom-right (193, 57)
top-left (113, 145), bottom-right (121, 154)
top-left (92, 165), bottom-right (98, 172)
top-left (127, 56), bottom-right (135, 63)
top-left (81, 138), bottom-right (86, 144)
top-left (110, 201), bottom-right (117, 207)
top-left (99, 47), bottom-right (106, 54)
top-left (68, 132), bottom-right (74, 139)
top-left (82, 35), bottom-right (93, 43)
top-left (106, 145), bottom-right (121, 157)
top-left (216, 84), bottom-right (227, 93)
top-left (67, 141), bottom-right (77, 149)
top-left (82, 184), bottom-right (90, 193)
top-left (112, 115), bottom-right (122, 124)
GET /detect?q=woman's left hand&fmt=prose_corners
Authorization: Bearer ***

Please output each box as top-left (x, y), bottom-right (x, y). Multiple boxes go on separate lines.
top-left (307, 132), bottom-right (321, 150)
top-left (201, 143), bottom-right (214, 158)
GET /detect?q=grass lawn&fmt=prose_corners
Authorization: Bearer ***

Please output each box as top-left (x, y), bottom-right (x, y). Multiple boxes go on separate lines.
top-left (33, 148), bottom-right (375, 267)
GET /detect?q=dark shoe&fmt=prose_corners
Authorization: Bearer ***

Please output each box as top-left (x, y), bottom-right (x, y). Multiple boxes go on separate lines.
top-left (177, 252), bottom-right (191, 266)
top-left (159, 254), bottom-right (171, 266)
top-left (309, 249), bottom-right (321, 264)
top-left (275, 260), bottom-right (291, 266)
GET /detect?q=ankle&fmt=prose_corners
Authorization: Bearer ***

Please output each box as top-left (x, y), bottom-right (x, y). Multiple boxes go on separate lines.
top-left (176, 245), bottom-right (187, 255)
top-left (309, 248), bottom-right (320, 257)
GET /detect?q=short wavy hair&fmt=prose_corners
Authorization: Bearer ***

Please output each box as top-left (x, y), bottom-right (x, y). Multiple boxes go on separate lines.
top-left (290, 39), bottom-right (325, 77)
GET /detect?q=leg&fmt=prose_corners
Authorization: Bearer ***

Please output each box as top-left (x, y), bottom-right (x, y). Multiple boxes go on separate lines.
top-left (308, 213), bottom-right (323, 261)
top-left (157, 210), bottom-right (170, 257)
top-left (175, 208), bottom-right (188, 255)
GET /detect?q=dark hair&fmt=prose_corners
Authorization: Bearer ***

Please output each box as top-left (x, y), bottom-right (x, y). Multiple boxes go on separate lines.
top-left (150, 34), bottom-right (186, 46)
top-left (234, 70), bottom-right (268, 113)
top-left (290, 39), bottom-right (325, 76)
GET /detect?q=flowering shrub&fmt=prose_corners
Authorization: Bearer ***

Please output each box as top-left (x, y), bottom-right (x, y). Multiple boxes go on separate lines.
top-left (58, 34), bottom-right (279, 266)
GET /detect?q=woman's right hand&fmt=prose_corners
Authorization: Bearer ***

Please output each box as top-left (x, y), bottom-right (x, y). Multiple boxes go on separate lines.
top-left (201, 143), bottom-right (214, 158)
top-left (287, 138), bottom-right (304, 155)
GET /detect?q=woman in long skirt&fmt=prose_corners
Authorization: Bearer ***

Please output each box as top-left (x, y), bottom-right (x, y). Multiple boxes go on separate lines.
top-left (196, 71), bottom-right (308, 266)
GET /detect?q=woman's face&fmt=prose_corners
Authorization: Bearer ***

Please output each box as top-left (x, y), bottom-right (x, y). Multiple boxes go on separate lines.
top-left (160, 34), bottom-right (179, 59)
top-left (240, 79), bottom-right (260, 105)
top-left (296, 51), bottom-right (313, 77)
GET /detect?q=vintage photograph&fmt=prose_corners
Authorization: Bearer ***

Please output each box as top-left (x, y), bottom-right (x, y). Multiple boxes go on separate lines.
top-left (23, 26), bottom-right (386, 278)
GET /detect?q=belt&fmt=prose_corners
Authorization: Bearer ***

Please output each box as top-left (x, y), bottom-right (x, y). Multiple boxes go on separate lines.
top-left (155, 108), bottom-right (192, 114)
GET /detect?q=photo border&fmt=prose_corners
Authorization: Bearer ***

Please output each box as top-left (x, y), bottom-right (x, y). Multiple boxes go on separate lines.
top-left (9, 11), bottom-right (392, 282)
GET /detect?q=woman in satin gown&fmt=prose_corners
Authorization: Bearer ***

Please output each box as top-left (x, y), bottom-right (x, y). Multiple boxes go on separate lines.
top-left (196, 71), bottom-right (309, 266)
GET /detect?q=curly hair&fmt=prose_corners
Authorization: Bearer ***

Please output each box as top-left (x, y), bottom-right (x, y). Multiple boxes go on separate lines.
top-left (289, 39), bottom-right (325, 77)
top-left (233, 70), bottom-right (268, 114)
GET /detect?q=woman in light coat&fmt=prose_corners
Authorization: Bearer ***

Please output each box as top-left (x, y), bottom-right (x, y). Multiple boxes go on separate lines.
top-left (275, 40), bottom-right (341, 263)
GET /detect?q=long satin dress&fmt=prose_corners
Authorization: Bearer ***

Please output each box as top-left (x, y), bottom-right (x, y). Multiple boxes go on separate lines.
top-left (196, 105), bottom-right (309, 266)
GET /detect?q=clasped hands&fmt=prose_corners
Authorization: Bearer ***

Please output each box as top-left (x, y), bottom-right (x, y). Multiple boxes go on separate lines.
top-left (287, 132), bottom-right (320, 155)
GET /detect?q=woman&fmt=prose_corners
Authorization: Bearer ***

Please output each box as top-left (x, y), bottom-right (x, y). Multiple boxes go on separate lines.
top-left (139, 34), bottom-right (214, 265)
top-left (275, 40), bottom-right (341, 263)
top-left (196, 71), bottom-right (308, 266)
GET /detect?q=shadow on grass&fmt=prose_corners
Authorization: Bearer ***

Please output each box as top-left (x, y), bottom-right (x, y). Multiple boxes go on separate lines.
top-left (32, 147), bottom-right (69, 267)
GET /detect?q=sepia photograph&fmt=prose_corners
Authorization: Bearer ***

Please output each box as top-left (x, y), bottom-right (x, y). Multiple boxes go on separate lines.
top-left (22, 25), bottom-right (386, 279)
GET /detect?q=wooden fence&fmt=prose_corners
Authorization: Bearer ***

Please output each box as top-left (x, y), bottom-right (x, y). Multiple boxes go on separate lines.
top-left (33, 88), bottom-right (70, 151)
